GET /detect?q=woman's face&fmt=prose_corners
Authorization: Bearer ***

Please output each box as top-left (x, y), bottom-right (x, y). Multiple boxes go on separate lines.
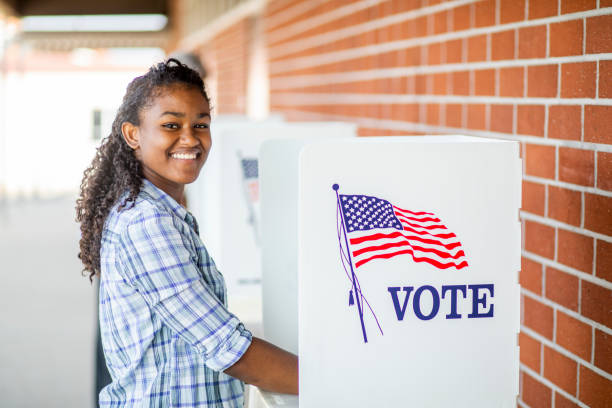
top-left (122, 84), bottom-right (211, 198)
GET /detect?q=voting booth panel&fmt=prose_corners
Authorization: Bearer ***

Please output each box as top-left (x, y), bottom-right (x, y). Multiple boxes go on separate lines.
top-left (297, 137), bottom-right (521, 407)
top-left (187, 122), bottom-right (357, 300)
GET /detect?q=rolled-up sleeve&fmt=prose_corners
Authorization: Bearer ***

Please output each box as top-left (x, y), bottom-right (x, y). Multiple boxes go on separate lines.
top-left (117, 206), bottom-right (252, 372)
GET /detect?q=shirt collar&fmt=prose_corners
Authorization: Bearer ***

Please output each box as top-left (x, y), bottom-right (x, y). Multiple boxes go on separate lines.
top-left (140, 178), bottom-right (194, 227)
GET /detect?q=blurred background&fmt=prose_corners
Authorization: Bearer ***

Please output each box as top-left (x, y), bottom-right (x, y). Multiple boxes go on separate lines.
top-left (0, 1), bottom-right (610, 407)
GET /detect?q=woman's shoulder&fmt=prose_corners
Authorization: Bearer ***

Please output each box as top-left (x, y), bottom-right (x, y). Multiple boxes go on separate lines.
top-left (104, 189), bottom-right (170, 236)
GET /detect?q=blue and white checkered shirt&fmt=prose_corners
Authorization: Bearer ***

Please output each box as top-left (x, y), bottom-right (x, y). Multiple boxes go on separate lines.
top-left (99, 178), bottom-right (252, 407)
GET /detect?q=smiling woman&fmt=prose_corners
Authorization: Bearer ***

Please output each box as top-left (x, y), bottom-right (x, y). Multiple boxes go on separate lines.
top-left (75, 59), bottom-right (297, 407)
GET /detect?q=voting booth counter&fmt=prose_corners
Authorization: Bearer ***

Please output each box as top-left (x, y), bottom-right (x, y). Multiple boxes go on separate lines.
top-left (260, 135), bottom-right (521, 408)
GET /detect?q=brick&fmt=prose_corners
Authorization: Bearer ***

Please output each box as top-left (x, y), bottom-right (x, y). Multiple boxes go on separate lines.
top-left (446, 39), bottom-right (463, 63)
top-left (528, 65), bottom-right (558, 97)
top-left (555, 392), bottom-right (580, 408)
top-left (594, 329), bottom-right (612, 373)
top-left (561, 0), bottom-right (596, 13)
top-left (584, 106), bottom-right (612, 144)
top-left (427, 42), bottom-right (443, 65)
top-left (452, 71), bottom-right (470, 95)
top-left (525, 220), bottom-right (555, 259)
top-left (491, 30), bottom-right (515, 61)
top-left (518, 105), bottom-right (545, 137)
top-left (520, 332), bottom-right (541, 372)
top-left (548, 105), bottom-right (581, 141)
top-left (557, 310), bottom-right (593, 361)
top-left (415, 74), bottom-right (427, 94)
top-left (550, 20), bottom-right (584, 57)
top-left (559, 147), bottom-right (595, 186)
top-left (581, 280), bottom-right (612, 327)
top-left (599, 60), bottom-right (612, 98)
top-left (548, 186), bottom-right (581, 226)
top-left (453, 5), bottom-right (471, 31)
top-left (426, 104), bottom-right (440, 125)
top-left (596, 240), bottom-right (612, 282)
top-left (490, 104), bottom-right (514, 133)
top-left (586, 15), bottom-right (612, 54)
top-left (525, 144), bottom-right (555, 178)
top-left (561, 62), bottom-right (596, 98)
top-left (522, 372), bottom-right (552, 408)
top-left (601, 0), bottom-right (612, 6)
top-left (467, 104), bottom-right (486, 130)
top-left (522, 181), bottom-right (545, 216)
top-left (500, 0), bottom-right (525, 23)
top-left (585, 193), bottom-right (612, 235)
top-left (558, 229), bottom-right (593, 273)
top-left (524, 296), bottom-right (555, 339)
top-left (445, 104), bottom-right (462, 128)
top-left (474, 0), bottom-right (495, 27)
top-left (521, 256), bottom-right (543, 294)
top-left (529, 0), bottom-right (558, 19)
top-left (545, 267), bottom-right (579, 310)
top-left (474, 69), bottom-right (495, 96)
top-left (432, 73), bottom-right (447, 95)
top-left (468, 34), bottom-right (487, 62)
top-left (432, 11), bottom-right (447, 34)
top-left (579, 365), bottom-right (612, 408)
top-left (499, 67), bottom-right (524, 97)
top-left (519, 26), bottom-right (547, 58)
top-left (544, 346), bottom-right (577, 394)
top-left (597, 152), bottom-right (612, 191)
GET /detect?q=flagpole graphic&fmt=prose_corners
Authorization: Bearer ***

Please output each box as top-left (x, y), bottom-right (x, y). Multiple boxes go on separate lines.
top-left (334, 183), bottom-right (369, 343)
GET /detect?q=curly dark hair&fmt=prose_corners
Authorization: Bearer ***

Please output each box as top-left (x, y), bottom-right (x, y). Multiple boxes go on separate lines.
top-left (76, 58), bottom-right (210, 281)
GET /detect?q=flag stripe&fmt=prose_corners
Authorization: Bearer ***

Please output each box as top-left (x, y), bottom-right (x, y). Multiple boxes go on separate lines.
top-left (399, 223), bottom-right (457, 239)
top-left (352, 239), bottom-right (466, 260)
top-left (354, 248), bottom-right (469, 269)
top-left (392, 206), bottom-right (434, 216)
top-left (349, 230), bottom-right (462, 251)
top-left (396, 216), bottom-right (450, 231)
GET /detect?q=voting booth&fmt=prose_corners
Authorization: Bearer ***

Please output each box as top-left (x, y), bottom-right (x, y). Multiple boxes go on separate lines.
top-left (260, 136), bottom-right (521, 407)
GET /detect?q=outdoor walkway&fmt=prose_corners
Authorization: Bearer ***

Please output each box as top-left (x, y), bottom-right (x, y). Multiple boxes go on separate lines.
top-left (0, 194), bottom-right (95, 408)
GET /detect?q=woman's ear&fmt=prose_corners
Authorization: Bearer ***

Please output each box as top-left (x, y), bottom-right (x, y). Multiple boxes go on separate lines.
top-left (121, 122), bottom-right (140, 150)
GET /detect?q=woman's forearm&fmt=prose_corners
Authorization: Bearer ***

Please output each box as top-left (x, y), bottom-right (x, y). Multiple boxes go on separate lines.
top-left (223, 336), bottom-right (298, 395)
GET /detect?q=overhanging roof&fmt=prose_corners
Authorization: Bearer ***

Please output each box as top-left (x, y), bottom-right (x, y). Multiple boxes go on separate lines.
top-left (4, 0), bottom-right (167, 16)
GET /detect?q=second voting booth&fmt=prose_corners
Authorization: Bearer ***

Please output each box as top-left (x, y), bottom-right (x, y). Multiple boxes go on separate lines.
top-left (260, 136), bottom-right (521, 407)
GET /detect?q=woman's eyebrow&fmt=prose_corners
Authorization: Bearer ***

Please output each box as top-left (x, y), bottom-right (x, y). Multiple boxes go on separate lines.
top-left (159, 112), bottom-right (210, 118)
top-left (160, 111), bottom-right (185, 117)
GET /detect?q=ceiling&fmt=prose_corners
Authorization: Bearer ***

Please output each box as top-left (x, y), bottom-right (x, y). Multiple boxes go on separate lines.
top-left (3, 0), bottom-right (167, 16)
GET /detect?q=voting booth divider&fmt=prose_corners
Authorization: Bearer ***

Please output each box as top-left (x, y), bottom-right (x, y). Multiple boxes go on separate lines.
top-left (186, 119), bottom-right (357, 328)
top-left (260, 136), bottom-right (521, 407)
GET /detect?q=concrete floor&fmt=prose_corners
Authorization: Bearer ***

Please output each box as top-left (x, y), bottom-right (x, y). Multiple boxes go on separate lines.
top-left (0, 194), bottom-right (96, 408)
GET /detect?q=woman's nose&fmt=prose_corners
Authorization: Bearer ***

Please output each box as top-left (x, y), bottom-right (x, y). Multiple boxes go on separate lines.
top-left (179, 127), bottom-right (199, 145)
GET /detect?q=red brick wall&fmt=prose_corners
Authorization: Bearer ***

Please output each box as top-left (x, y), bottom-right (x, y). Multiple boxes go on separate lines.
top-left (188, 0), bottom-right (611, 405)
top-left (263, 1), bottom-right (611, 406)
top-left (198, 19), bottom-right (251, 114)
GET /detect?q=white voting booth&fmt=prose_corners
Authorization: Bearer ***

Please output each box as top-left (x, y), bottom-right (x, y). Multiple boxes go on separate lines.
top-left (259, 136), bottom-right (521, 407)
top-left (186, 120), bottom-right (356, 325)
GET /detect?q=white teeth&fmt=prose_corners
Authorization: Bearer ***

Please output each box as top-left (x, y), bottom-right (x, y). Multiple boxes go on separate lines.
top-left (171, 153), bottom-right (197, 160)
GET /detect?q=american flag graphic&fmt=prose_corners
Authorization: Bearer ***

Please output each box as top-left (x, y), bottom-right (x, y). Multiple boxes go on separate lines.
top-left (339, 194), bottom-right (468, 270)
top-left (240, 158), bottom-right (259, 203)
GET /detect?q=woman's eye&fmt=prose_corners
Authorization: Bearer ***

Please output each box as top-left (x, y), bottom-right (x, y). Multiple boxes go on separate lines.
top-left (194, 123), bottom-right (209, 129)
top-left (163, 123), bottom-right (179, 129)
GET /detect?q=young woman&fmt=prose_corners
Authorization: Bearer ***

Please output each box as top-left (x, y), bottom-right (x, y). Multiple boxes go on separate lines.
top-left (76, 59), bottom-right (298, 407)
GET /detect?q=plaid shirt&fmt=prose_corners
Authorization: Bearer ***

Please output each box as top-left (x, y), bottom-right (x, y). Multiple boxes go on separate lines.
top-left (99, 178), bottom-right (252, 407)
